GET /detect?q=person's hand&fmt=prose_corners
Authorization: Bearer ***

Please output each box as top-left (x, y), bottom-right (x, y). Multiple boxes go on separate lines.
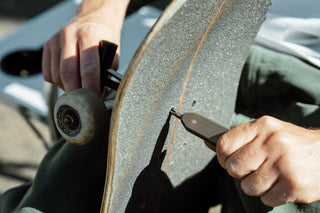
top-left (42, 4), bottom-right (124, 94)
top-left (210, 116), bottom-right (320, 207)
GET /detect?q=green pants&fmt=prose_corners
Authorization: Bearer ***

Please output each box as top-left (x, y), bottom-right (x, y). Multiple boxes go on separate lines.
top-left (1, 45), bottom-right (320, 212)
top-left (0, 135), bottom-right (108, 213)
top-left (231, 45), bottom-right (320, 213)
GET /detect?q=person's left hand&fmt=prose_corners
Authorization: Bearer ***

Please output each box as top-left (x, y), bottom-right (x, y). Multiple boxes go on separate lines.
top-left (42, 6), bottom-right (122, 94)
top-left (207, 116), bottom-right (320, 207)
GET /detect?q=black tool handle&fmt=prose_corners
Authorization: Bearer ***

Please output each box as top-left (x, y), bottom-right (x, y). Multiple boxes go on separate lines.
top-left (99, 40), bottom-right (121, 91)
top-left (180, 112), bottom-right (228, 146)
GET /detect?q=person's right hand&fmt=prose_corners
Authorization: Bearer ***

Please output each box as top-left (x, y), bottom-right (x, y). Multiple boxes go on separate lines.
top-left (42, 3), bottom-right (125, 95)
top-left (209, 116), bottom-right (320, 207)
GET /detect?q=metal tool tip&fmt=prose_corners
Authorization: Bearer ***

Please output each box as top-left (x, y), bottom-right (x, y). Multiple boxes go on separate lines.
top-left (170, 108), bottom-right (182, 119)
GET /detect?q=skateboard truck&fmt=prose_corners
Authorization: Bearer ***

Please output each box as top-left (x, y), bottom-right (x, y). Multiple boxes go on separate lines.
top-left (170, 108), bottom-right (228, 146)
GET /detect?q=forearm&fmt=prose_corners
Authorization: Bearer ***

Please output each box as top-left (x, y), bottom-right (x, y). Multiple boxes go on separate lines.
top-left (77, 0), bottom-right (130, 31)
top-left (77, 0), bottom-right (130, 13)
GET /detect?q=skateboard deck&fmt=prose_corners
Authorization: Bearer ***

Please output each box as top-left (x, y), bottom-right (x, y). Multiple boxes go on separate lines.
top-left (101, 0), bottom-right (271, 212)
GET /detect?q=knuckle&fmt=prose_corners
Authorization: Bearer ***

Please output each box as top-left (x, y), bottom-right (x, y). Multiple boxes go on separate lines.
top-left (256, 115), bottom-right (277, 128)
top-left (285, 174), bottom-right (306, 194)
top-left (265, 131), bottom-right (291, 150)
top-left (78, 25), bottom-right (92, 36)
top-left (77, 23), bottom-right (100, 37)
top-left (76, 25), bottom-right (100, 44)
top-left (61, 25), bottom-right (75, 39)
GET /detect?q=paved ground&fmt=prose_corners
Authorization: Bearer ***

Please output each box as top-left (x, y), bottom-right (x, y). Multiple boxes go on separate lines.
top-left (0, 103), bottom-right (49, 195)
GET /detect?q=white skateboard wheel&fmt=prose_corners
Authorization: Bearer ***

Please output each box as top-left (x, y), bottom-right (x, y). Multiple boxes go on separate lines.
top-left (54, 89), bottom-right (108, 145)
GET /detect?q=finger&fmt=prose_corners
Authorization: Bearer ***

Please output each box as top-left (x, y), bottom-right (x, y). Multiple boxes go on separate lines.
top-left (216, 121), bottom-right (257, 168)
top-left (49, 36), bottom-right (64, 90)
top-left (60, 35), bottom-right (81, 92)
top-left (224, 138), bottom-right (266, 179)
top-left (260, 178), bottom-right (296, 207)
top-left (42, 42), bottom-right (52, 82)
top-left (241, 158), bottom-right (279, 196)
top-left (78, 37), bottom-right (100, 94)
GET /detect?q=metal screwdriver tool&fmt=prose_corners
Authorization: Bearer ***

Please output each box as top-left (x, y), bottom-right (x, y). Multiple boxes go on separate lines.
top-left (170, 108), bottom-right (228, 146)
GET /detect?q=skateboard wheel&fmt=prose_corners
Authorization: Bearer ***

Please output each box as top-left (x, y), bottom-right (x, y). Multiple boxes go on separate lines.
top-left (54, 89), bottom-right (108, 145)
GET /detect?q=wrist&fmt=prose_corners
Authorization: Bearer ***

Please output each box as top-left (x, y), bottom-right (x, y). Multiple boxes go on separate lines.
top-left (77, 0), bottom-right (130, 24)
